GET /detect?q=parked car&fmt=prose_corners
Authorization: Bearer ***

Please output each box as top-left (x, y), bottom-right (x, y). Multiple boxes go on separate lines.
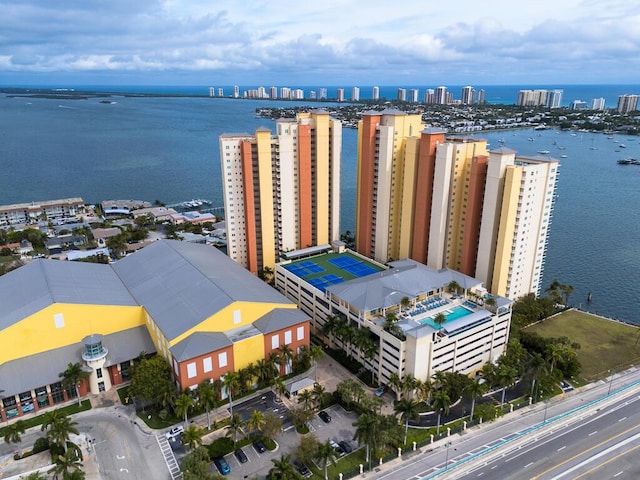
top-left (339, 440), bottom-right (353, 453)
top-left (293, 459), bottom-right (312, 478)
top-left (234, 448), bottom-right (248, 463)
top-left (253, 438), bottom-right (266, 453)
top-left (213, 456), bottom-right (231, 475)
top-left (165, 426), bottom-right (184, 440)
top-left (330, 440), bottom-right (345, 456)
top-left (375, 385), bottom-right (387, 397)
top-left (318, 410), bottom-right (332, 423)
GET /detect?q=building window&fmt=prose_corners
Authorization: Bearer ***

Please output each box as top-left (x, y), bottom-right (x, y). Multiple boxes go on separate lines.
top-left (233, 310), bottom-right (242, 325)
top-left (218, 352), bottom-right (228, 368)
top-left (187, 362), bottom-right (197, 379)
top-left (296, 326), bottom-right (304, 341)
top-left (203, 357), bottom-right (213, 373)
top-left (284, 330), bottom-right (292, 345)
top-left (96, 368), bottom-right (103, 379)
top-left (54, 313), bottom-right (65, 328)
top-left (271, 334), bottom-right (279, 350)
top-left (98, 382), bottom-right (105, 392)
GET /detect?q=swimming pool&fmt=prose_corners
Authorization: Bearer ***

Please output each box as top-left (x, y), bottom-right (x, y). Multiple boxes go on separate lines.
top-left (420, 305), bottom-right (474, 327)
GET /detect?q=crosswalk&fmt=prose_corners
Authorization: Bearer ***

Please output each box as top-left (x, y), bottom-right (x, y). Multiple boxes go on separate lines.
top-left (156, 434), bottom-right (182, 479)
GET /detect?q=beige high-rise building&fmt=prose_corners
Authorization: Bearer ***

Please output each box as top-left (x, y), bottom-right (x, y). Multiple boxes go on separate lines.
top-left (220, 111), bottom-right (342, 275)
top-left (355, 114), bottom-right (559, 299)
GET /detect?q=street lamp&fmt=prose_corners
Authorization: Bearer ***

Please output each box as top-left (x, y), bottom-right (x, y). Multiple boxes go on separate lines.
top-left (444, 441), bottom-right (452, 471)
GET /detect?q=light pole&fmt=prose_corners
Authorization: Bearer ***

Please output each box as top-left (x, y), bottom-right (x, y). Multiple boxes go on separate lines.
top-left (444, 441), bottom-right (452, 471)
top-left (607, 370), bottom-right (615, 396)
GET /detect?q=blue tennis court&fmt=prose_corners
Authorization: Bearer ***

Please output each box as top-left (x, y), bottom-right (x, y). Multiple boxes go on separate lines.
top-left (328, 257), bottom-right (359, 268)
top-left (323, 274), bottom-right (343, 283)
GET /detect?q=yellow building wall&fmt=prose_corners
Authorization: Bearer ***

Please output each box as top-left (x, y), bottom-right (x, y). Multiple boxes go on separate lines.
top-left (232, 334), bottom-right (266, 370)
top-left (1, 304), bottom-right (144, 364)
top-left (491, 166), bottom-right (522, 296)
top-left (169, 301), bottom-right (297, 346)
top-left (313, 112), bottom-right (330, 244)
top-left (145, 312), bottom-right (171, 362)
top-left (398, 136), bottom-right (419, 259)
top-left (256, 129), bottom-right (276, 269)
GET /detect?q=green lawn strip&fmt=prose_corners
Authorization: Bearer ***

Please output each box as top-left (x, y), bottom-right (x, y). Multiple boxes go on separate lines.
top-left (0, 400), bottom-right (91, 437)
top-left (322, 448), bottom-right (367, 479)
top-left (527, 310), bottom-right (640, 381)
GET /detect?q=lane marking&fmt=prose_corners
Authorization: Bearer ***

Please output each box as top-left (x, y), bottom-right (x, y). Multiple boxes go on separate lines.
top-left (571, 444), bottom-right (640, 480)
top-left (618, 417), bottom-right (627, 422)
top-left (557, 446), bottom-right (566, 451)
top-left (588, 431), bottom-right (597, 436)
top-left (525, 462), bottom-right (534, 468)
top-left (614, 472), bottom-right (624, 477)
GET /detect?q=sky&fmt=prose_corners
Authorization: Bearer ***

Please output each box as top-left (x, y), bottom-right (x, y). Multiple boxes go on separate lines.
top-left (1, 0), bottom-right (639, 86)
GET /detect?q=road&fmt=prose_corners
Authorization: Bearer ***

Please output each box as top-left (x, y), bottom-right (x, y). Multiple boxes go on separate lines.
top-left (364, 368), bottom-right (640, 480)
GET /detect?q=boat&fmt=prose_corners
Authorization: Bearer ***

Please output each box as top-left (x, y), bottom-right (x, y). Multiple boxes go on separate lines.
top-left (558, 146), bottom-right (566, 150)
top-left (619, 144), bottom-right (626, 148)
top-left (528, 137), bottom-right (534, 141)
top-left (537, 150), bottom-right (550, 154)
top-left (617, 157), bottom-right (640, 165)
top-left (560, 154), bottom-right (568, 158)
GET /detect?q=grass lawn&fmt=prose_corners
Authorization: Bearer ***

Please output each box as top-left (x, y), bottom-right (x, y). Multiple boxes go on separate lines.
top-left (526, 309), bottom-right (640, 381)
top-left (0, 400), bottom-right (91, 437)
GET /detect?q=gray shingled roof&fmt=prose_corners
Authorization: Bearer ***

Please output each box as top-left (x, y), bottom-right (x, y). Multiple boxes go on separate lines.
top-left (0, 259), bottom-right (138, 331)
top-left (170, 332), bottom-right (232, 362)
top-left (326, 260), bottom-right (481, 313)
top-left (253, 308), bottom-right (310, 335)
top-left (112, 240), bottom-right (291, 341)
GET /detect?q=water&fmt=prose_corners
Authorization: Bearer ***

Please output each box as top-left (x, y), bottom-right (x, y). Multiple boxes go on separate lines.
top-left (0, 89), bottom-right (637, 324)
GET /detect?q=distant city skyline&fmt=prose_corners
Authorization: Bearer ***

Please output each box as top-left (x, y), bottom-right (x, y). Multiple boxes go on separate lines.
top-left (1, 1), bottom-right (639, 86)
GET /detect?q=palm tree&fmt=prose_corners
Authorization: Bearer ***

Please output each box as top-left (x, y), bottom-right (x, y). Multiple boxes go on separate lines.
top-left (43, 414), bottom-right (79, 453)
top-left (388, 372), bottom-right (403, 400)
top-left (269, 453), bottom-right (299, 480)
top-left (309, 344), bottom-right (324, 382)
top-left (182, 425), bottom-right (204, 451)
top-left (223, 372), bottom-right (241, 415)
top-left (545, 344), bottom-right (564, 374)
top-left (62, 470), bottom-right (86, 480)
top-left (225, 413), bottom-right (245, 448)
top-left (3, 420), bottom-right (26, 445)
top-left (59, 362), bottom-right (90, 407)
top-left (49, 448), bottom-right (83, 480)
top-left (484, 296), bottom-right (497, 312)
top-left (311, 383), bottom-right (326, 410)
top-left (278, 344), bottom-right (295, 375)
top-left (401, 373), bottom-right (418, 400)
top-left (196, 381), bottom-right (217, 430)
top-left (447, 280), bottom-right (461, 295)
top-left (400, 296), bottom-right (411, 313)
top-left (525, 353), bottom-right (549, 399)
top-left (271, 376), bottom-right (287, 400)
top-left (495, 363), bottom-right (518, 406)
top-left (316, 439), bottom-right (338, 480)
top-left (298, 390), bottom-right (314, 411)
top-left (432, 390), bottom-right (451, 435)
top-left (323, 315), bottom-right (341, 347)
top-left (433, 312), bottom-right (447, 329)
top-left (174, 392), bottom-right (195, 428)
top-left (247, 409), bottom-right (265, 434)
top-left (394, 399), bottom-right (420, 445)
top-left (24, 473), bottom-right (48, 480)
top-left (464, 378), bottom-right (487, 422)
top-left (352, 412), bottom-right (379, 466)
top-left (560, 284), bottom-right (574, 306)
top-left (415, 378), bottom-right (433, 406)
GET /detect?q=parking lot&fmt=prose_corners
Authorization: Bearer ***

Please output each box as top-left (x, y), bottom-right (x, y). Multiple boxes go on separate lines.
top-left (219, 403), bottom-right (360, 479)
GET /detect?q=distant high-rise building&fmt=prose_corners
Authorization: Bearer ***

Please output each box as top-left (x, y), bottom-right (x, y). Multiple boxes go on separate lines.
top-left (424, 89), bottom-right (435, 104)
top-left (218, 88), bottom-right (224, 97)
top-left (435, 86), bottom-right (448, 105)
top-left (220, 111), bottom-right (342, 274)
top-left (397, 88), bottom-right (407, 102)
top-left (570, 100), bottom-right (587, 110)
top-left (319, 88), bottom-right (328, 100)
top-left (590, 97), bottom-right (606, 110)
top-left (477, 89), bottom-right (486, 104)
top-left (294, 89), bottom-right (304, 100)
top-left (617, 94), bottom-right (639, 114)
top-left (546, 90), bottom-right (563, 108)
top-left (337, 88), bottom-right (345, 102)
top-left (233, 85), bottom-right (239, 98)
top-left (461, 86), bottom-right (475, 104)
top-left (209, 87), bottom-right (215, 97)
top-left (310, 91), bottom-right (317, 100)
top-left (372, 86), bottom-right (380, 101)
top-left (355, 114), bottom-right (559, 299)
top-left (409, 89), bottom-right (419, 103)
top-left (517, 89), bottom-right (548, 107)
top-left (269, 86), bottom-right (278, 99)
top-left (280, 87), bottom-right (291, 99)
top-left (352, 87), bottom-right (360, 102)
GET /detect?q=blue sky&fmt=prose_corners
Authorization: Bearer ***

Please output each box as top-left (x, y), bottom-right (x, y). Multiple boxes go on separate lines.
top-left (1, 0), bottom-right (639, 86)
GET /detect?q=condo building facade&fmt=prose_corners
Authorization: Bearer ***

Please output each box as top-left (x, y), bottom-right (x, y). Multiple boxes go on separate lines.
top-left (275, 246), bottom-right (512, 386)
top-left (220, 111), bottom-right (342, 275)
top-left (0, 197), bottom-right (85, 226)
top-left (355, 110), bottom-right (558, 299)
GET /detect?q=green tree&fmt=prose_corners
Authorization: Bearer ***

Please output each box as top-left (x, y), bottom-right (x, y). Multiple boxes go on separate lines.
top-left (247, 409), bottom-right (265, 434)
top-left (316, 439), bottom-right (338, 480)
top-left (196, 381), bottom-right (218, 430)
top-left (311, 383), bottom-right (327, 410)
top-left (182, 446), bottom-right (214, 480)
top-left (464, 378), bottom-right (487, 422)
top-left (296, 434), bottom-right (320, 465)
top-left (59, 362), bottom-right (90, 407)
top-left (297, 390), bottom-right (314, 411)
top-left (432, 390), bottom-right (451, 435)
top-left (23, 473), bottom-right (48, 480)
top-left (309, 344), bottom-right (324, 382)
top-left (271, 376), bottom-right (287, 400)
top-left (174, 392), bottom-right (195, 428)
top-left (269, 453), bottom-right (301, 480)
top-left (388, 372), bottom-right (403, 401)
top-left (49, 447), bottom-right (83, 480)
top-left (433, 312), bottom-right (447, 329)
top-left (400, 296), bottom-right (411, 313)
top-left (262, 412), bottom-right (283, 443)
top-left (525, 353), bottom-right (549, 399)
top-left (290, 406), bottom-right (315, 431)
top-left (394, 399), bottom-right (420, 445)
top-left (43, 414), bottom-right (79, 453)
top-left (545, 343), bottom-right (564, 374)
top-left (495, 363), bottom-right (518, 406)
top-left (223, 372), bottom-right (241, 416)
top-left (352, 412), bottom-right (379, 466)
top-left (3, 420), bottom-right (25, 445)
top-left (182, 425), bottom-right (204, 451)
top-left (278, 344), bottom-right (295, 374)
top-left (447, 280), bottom-right (461, 295)
top-left (129, 355), bottom-right (176, 409)
top-left (225, 413), bottom-right (245, 448)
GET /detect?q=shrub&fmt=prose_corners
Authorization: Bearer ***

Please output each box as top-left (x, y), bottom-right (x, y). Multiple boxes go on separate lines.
top-left (208, 437), bottom-right (234, 458)
top-left (33, 437), bottom-right (50, 453)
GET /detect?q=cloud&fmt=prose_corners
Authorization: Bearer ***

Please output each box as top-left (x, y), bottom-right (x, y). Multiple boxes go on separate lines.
top-left (0, 0), bottom-right (639, 84)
